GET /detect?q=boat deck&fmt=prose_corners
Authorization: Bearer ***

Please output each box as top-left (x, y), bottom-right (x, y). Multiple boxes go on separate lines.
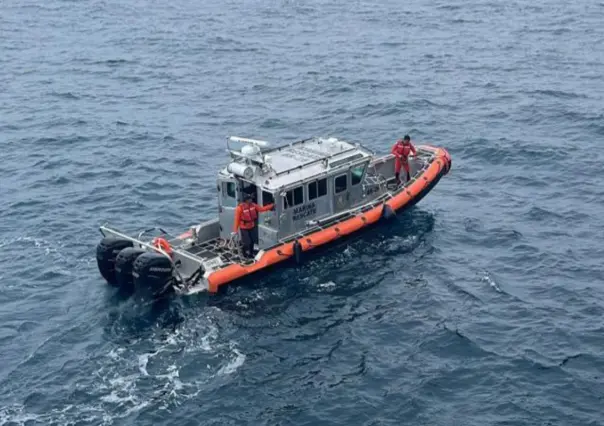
top-left (184, 237), bottom-right (256, 266)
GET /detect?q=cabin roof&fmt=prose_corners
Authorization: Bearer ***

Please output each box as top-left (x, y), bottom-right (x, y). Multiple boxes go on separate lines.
top-left (221, 137), bottom-right (374, 191)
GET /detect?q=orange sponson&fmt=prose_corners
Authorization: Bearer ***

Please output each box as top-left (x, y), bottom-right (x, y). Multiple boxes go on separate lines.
top-left (207, 206), bottom-right (384, 292)
top-left (435, 147), bottom-right (452, 172)
top-left (385, 148), bottom-right (447, 211)
top-left (300, 207), bottom-right (381, 251)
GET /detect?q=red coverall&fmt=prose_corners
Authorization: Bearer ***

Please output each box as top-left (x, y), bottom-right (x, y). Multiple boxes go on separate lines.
top-left (391, 140), bottom-right (416, 183)
top-left (233, 201), bottom-right (274, 258)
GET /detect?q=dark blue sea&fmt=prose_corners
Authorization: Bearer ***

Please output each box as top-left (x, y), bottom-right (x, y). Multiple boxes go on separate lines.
top-left (1, 0), bottom-right (604, 424)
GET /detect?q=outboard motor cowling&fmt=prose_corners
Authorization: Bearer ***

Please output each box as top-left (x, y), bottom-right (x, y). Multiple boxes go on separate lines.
top-left (96, 238), bottom-right (133, 286)
top-left (132, 252), bottom-right (175, 299)
top-left (114, 247), bottom-right (146, 293)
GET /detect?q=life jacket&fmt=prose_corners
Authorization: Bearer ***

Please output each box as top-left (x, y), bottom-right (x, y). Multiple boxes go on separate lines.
top-left (397, 143), bottom-right (412, 156)
top-left (240, 203), bottom-right (258, 225)
top-left (393, 143), bottom-right (412, 160)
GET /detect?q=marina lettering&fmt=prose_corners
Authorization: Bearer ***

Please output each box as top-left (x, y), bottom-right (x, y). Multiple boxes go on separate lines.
top-left (292, 202), bottom-right (316, 221)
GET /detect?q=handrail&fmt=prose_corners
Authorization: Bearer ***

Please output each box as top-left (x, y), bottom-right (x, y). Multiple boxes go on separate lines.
top-left (272, 146), bottom-right (360, 177)
top-left (137, 227), bottom-right (170, 241)
top-left (271, 157), bottom-right (371, 192)
top-left (100, 225), bottom-right (204, 264)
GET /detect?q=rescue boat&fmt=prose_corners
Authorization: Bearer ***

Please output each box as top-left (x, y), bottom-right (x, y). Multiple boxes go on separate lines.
top-left (96, 135), bottom-right (451, 298)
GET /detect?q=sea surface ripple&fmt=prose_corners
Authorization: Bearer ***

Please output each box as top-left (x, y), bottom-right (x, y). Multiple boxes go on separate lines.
top-left (1, 0), bottom-right (604, 425)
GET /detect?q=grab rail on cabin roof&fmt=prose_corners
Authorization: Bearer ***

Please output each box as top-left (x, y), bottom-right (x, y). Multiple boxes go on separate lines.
top-left (271, 157), bottom-right (371, 192)
top-left (272, 146), bottom-right (361, 177)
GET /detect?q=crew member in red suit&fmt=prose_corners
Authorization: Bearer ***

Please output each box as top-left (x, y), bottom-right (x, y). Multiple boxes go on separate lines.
top-left (232, 194), bottom-right (274, 258)
top-left (391, 134), bottom-right (417, 184)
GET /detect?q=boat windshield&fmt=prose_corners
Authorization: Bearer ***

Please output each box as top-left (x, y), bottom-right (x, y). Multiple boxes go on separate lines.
top-left (351, 164), bottom-right (365, 185)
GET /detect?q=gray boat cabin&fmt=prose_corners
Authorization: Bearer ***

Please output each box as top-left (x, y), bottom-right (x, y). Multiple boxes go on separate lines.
top-left (217, 136), bottom-right (381, 249)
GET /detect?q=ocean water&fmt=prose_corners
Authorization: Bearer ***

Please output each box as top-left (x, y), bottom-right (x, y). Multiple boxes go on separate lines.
top-left (1, 0), bottom-right (604, 424)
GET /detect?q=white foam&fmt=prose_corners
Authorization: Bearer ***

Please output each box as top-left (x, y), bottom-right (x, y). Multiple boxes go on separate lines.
top-left (155, 364), bottom-right (184, 392)
top-left (1, 308), bottom-right (250, 425)
top-left (217, 347), bottom-right (246, 376)
top-left (0, 405), bottom-right (40, 426)
top-left (482, 272), bottom-right (502, 292)
top-left (107, 347), bottom-right (125, 360)
top-left (197, 324), bottom-right (218, 352)
top-left (164, 332), bottom-right (178, 346)
top-left (0, 236), bottom-right (70, 266)
top-left (138, 354), bottom-right (150, 376)
top-left (100, 390), bottom-right (135, 404)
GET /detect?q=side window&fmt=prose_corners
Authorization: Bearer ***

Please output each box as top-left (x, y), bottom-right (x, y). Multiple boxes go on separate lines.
top-left (309, 178), bottom-right (327, 200)
top-left (262, 191), bottom-right (274, 206)
top-left (284, 190), bottom-right (293, 209)
top-left (308, 181), bottom-right (318, 200)
top-left (318, 178), bottom-right (327, 197)
top-left (284, 186), bottom-right (304, 209)
top-left (224, 182), bottom-right (236, 198)
top-left (293, 186), bottom-right (303, 205)
top-left (221, 181), bottom-right (237, 207)
top-left (351, 165), bottom-right (365, 186)
top-left (335, 174), bottom-right (347, 194)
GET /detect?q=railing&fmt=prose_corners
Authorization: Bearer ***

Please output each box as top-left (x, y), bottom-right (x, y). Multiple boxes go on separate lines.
top-left (99, 225), bottom-right (204, 265)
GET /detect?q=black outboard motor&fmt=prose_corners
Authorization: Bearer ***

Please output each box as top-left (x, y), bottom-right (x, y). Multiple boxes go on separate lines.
top-left (114, 247), bottom-right (146, 294)
top-left (96, 237), bottom-right (133, 286)
top-left (132, 252), bottom-right (175, 299)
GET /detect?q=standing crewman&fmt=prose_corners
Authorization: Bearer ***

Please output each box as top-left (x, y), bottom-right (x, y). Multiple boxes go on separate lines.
top-left (232, 194), bottom-right (274, 258)
top-left (391, 134), bottom-right (417, 184)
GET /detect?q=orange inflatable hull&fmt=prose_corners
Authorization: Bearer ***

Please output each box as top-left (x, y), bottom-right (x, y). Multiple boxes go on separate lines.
top-left (207, 147), bottom-right (451, 293)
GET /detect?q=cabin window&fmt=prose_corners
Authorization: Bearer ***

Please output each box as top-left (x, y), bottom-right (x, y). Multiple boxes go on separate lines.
top-left (221, 181), bottom-right (237, 207)
top-left (318, 179), bottom-right (327, 197)
top-left (294, 186), bottom-right (303, 205)
top-left (284, 186), bottom-right (304, 209)
top-left (351, 165), bottom-right (365, 186)
top-left (308, 178), bottom-right (327, 200)
top-left (223, 182), bottom-right (236, 198)
top-left (335, 174), bottom-right (347, 194)
top-left (262, 191), bottom-right (274, 206)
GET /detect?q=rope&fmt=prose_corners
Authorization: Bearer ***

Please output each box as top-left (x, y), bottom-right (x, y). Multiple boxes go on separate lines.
top-left (182, 266), bottom-right (204, 290)
top-left (153, 245), bottom-right (187, 288)
top-left (223, 232), bottom-right (243, 257)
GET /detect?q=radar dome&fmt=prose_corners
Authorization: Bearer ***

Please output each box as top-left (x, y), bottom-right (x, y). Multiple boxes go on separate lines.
top-left (241, 144), bottom-right (260, 157)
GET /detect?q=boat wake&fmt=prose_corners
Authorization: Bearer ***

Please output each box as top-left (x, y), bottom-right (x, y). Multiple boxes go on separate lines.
top-left (0, 306), bottom-right (245, 425)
